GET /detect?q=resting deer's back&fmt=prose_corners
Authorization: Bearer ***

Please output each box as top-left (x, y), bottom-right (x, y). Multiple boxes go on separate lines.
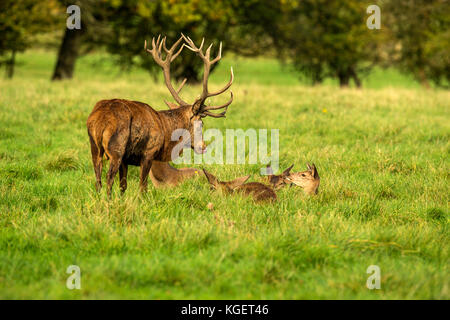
top-left (235, 182), bottom-right (277, 202)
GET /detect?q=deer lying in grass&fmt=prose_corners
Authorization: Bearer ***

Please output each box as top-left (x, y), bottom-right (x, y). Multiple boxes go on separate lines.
top-left (86, 35), bottom-right (233, 196)
top-left (203, 169), bottom-right (277, 202)
top-left (149, 161), bottom-right (200, 188)
top-left (202, 163), bottom-right (320, 203)
top-left (266, 163), bottom-right (320, 195)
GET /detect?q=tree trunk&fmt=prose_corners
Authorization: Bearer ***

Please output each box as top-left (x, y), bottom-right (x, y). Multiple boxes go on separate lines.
top-left (418, 69), bottom-right (430, 89)
top-left (338, 71), bottom-right (350, 87)
top-left (52, 28), bottom-right (84, 80)
top-left (312, 70), bottom-right (323, 85)
top-left (350, 67), bottom-right (362, 88)
top-left (5, 50), bottom-right (16, 79)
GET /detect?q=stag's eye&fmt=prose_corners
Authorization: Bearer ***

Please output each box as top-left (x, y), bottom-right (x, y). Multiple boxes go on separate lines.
top-left (301, 174), bottom-right (306, 177)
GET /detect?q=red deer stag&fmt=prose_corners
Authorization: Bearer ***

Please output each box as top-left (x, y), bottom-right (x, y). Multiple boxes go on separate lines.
top-left (86, 35), bottom-right (234, 196)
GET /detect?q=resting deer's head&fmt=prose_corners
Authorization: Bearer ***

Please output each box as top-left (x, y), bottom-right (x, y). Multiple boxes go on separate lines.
top-left (286, 163), bottom-right (320, 195)
top-left (266, 164), bottom-right (294, 190)
top-left (202, 169), bottom-right (250, 194)
top-left (145, 35), bottom-right (233, 155)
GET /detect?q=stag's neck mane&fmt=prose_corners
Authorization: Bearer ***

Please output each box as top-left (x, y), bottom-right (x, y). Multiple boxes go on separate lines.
top-left (156, 105), bottom-right (194, 161)
top-left (158, 105), bottom-right (192, 132)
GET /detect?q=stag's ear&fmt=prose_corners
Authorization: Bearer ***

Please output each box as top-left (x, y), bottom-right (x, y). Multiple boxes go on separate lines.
top-left (203, 169), bottom-right (219, 189)
top-left (283, 164), bottom-right (294, 176)
top-left (228, 175), bottom-right (250, 190)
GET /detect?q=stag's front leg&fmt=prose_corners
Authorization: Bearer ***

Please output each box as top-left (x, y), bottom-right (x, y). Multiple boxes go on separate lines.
top-left (139, 158), bottom-right (153, 193)
top-left (119, 163), bottom-right (128, 194)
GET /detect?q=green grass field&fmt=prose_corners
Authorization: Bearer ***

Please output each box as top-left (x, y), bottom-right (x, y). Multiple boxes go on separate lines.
top-left (0, 51), bottom-right (448, 299)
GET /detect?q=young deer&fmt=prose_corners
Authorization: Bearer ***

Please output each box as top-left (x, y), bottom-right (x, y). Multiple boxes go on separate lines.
top-left (87, 35), bottom-right (233, 196)
top-left (266, 164), bottom-right (294, 190)
top-left (266, 163), bottom-right (320, 195)
top-left (149, 161), bottom-right (200, 188)
top-left (286, 163), bottom-right (320, 195)
top-left (203, 169), bottom-right (277, 202)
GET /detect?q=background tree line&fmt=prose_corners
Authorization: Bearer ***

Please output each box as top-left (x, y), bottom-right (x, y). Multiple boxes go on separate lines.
top-left (0, 0), bottom-right (448, 88)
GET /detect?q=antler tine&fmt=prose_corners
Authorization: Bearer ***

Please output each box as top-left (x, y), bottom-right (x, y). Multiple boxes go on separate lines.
top-left (160, 36), bottom-right (184, 62)
top-left (202, 110), bottom-right (227, 118)
top-left (181, 33), bottom-right (197, 52)
top-left (211, 42), bottom-right (222, 64)
top-left (158, 37), bottom-right (165, 55)
top-left (145, 35), bottom-right (188, 106)
top-left (205, 43), bottom-right (213, 59)
top-left (171, 45), bottom-right (182, 61)
top-left (151, 37), bottom-right (156, 51)
top-left (180, 34), bottom-right (234, 117)
top-left (176, 78), bottom-right (187, 94)
top-left (144, 39), bottom-right (148, 51)
top-left (168, 36), bottom-right (183, 53)
top-left (206, 67), bottom-right (234, 98)
top-left (203, 91), bottom-right (233, 112)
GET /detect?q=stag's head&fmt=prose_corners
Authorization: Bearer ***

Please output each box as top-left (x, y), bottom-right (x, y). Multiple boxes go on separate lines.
top-left (144, 34), bottom-right (233, 154)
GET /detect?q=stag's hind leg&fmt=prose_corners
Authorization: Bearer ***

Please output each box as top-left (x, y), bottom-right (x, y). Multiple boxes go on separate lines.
top-left (89, 136), bottom-right (104, 192)
top-left (104, 129), bottom-right (129, 198)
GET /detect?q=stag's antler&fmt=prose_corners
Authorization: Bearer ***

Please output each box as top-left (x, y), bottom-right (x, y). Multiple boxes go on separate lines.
top-left (145, 35), bottom-right (188, 108)
top-left (181, 33), bottom-right (234, 118)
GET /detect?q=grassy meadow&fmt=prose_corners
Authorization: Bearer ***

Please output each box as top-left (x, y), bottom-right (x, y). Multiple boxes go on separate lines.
top-left (0, 50), bottom-right (448, 299)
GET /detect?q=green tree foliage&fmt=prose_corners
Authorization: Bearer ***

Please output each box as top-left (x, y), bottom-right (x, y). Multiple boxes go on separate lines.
top-left (0, 0), bottom-right (61, 78)
top-left (237, 0), bottom-right (386, 87)
top-left (103, 0), bottom-right (237, 82)
top-left (385, 0), bottom-right (449, 88)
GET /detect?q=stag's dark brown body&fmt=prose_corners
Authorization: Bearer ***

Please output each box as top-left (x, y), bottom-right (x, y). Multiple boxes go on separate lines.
top-left (87, 99), bottom-right (195, 194)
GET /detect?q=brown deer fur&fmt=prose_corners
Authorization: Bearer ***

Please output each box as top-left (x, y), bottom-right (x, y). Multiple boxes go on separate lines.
top-left (286, 163), bottom-right (320, 195)
top-left (266, 164), bottom-right (294, 190)
top-left (149, 161), bottom-right (200, 187)
top-left (203, 169), bottom-right (277, 203)
top-left (266, 163), bottom-right (320, 195)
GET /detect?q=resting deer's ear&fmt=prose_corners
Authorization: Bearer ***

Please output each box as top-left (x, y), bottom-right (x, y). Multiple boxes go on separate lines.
top-left (202, 169), bottom-right (219, 188)
top-left (228, 175), bottom-right (250, 189)
top-left (283, 164), bottom-right (294, 176)
top-left (311, 163), bottom-right (319, 179)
